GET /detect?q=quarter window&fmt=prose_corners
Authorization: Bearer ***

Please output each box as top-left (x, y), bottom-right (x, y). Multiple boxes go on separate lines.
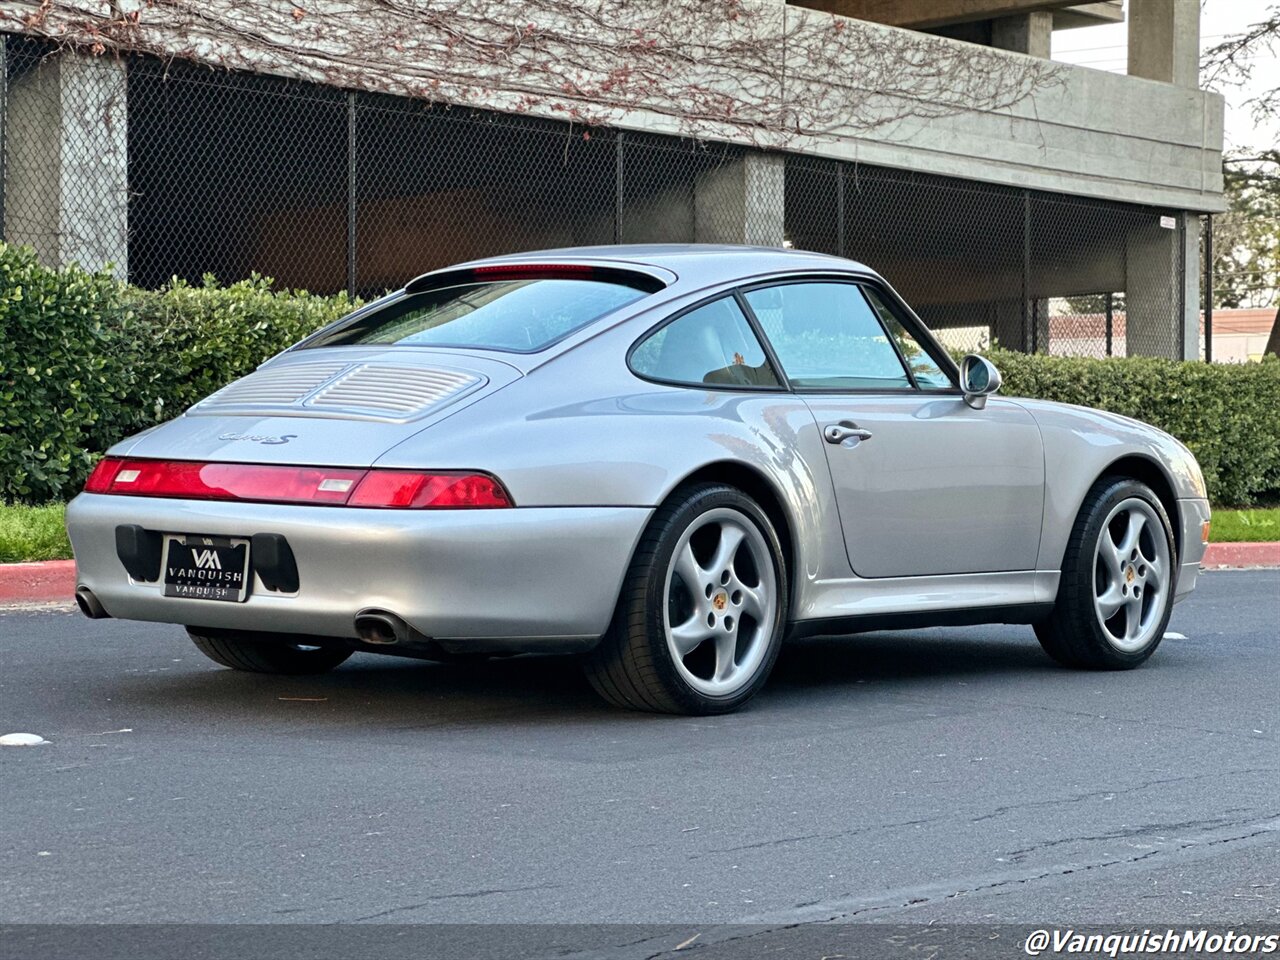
top-left (631, 297), bottom-right (779, 388)
top-left (862, 287), bottom-right (954, 390)
top-left (743, 282), bottom-right (910, 390)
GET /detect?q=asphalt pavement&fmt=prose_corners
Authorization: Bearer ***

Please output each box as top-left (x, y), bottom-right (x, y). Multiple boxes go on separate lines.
top-left (1, 570), bottom-right (1277, 945)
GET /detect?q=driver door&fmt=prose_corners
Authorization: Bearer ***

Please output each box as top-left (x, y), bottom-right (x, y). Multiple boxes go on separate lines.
top-left (742, 280), bottom-right (1044, 579)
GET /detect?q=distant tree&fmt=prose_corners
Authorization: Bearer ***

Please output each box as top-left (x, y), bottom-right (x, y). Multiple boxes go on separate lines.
top-left (1214, 156), bottom-right (1279, 310)
top-left (1203, 4), bottom-right (1280, 354)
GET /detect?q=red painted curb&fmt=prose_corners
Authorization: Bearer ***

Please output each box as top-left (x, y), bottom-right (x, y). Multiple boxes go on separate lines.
top-left (0, 559), bottom-right (78, 604)
top-left (1201, 541), bottom-right (1280, 569)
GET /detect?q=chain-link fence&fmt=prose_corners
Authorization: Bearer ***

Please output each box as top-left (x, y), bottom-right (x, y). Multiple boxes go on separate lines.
top-left (2, 35), bottom-right (1197, 358)
top-left (1201, 209), bottom-right (1279, 363)
top-left (787, 158), bottom-right (1193, 357)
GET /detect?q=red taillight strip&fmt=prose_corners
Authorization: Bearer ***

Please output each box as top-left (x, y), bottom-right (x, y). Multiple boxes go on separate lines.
top-left (347, 470), bottom-right (511, 509)
top-left (84, 458), bottom-right (124, 493)
top-left (83, 459), bottom-right (513, 509)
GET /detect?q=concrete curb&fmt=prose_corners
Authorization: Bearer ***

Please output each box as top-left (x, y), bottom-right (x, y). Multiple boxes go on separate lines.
top-left (1200, 541), bottom-right (1280, 570)
top-left (1, 543), bottom-right (1276, 607)
top-left (0, 559), bottom-right (77, 605)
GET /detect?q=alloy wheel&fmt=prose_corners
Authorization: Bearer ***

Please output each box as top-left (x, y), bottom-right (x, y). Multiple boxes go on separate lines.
top-left (663, 507), bottom-right (778, 697)
top-left (1092, 497), bottom-right (1171, 652)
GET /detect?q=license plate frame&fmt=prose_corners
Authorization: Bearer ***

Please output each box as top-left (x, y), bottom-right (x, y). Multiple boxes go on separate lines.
top-left (161, 535), bottom-right (252, 602)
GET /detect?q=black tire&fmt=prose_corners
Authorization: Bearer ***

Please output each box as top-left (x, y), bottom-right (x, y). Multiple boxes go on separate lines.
top-left (1035, 477), bottom-right (1177, 670)
top-left (188, 629), bottom-right (353, 675)
top-left (584, 483), bottom-right (788, 715)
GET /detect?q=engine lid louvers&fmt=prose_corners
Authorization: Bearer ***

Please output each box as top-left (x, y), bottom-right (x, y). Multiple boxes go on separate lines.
top-left (188, 361), bottom-right (485, 423)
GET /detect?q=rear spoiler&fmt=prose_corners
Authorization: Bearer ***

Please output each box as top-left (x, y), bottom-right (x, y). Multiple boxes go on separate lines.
top-left (404, 262), bottom-right (668, 295)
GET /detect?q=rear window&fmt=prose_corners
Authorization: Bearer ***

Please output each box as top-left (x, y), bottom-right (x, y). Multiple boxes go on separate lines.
top-left (307, 278), bottom-right (650, 353)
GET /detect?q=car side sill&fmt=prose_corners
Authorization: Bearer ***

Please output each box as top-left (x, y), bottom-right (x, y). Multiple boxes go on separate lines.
top-left (794, 570), bottom-right (1059, 623)
top-left (786, 602), bottom-right (1055, 640)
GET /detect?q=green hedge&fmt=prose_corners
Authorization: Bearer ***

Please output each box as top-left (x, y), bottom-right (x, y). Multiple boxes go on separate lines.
top-left (987, 347), bottom-right (1280, 507)
top-left (2, 242), bottom-right (1278, 506)
top-left (123, 273), bottom-right (358, 418)
top-left (1, 246), bottom-right (138, 503)
top-left (0, 243), bottom-right (354, 503)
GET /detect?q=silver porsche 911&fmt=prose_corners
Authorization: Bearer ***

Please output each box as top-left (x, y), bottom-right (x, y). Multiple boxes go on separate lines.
top-left (66, 245), bottom-right (1210, 714)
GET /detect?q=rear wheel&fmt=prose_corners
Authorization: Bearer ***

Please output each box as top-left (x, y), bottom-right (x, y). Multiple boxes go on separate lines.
top-left (584, 483), bottom-right (788, 715)
top-left (188, 629), bottom-right (353, 675)
top-left (1035, 477), bottom-right (1176, 669)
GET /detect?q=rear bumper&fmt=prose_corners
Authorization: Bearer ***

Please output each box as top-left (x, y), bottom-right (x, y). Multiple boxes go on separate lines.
top-left (66, 494), bottom-right (651, 649)
top-left (1174, 497), bottom-right (1211, 604)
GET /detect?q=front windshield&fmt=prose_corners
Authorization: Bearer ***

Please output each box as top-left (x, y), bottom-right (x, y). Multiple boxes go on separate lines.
top-left (306, 278), bottom-right (650, 353)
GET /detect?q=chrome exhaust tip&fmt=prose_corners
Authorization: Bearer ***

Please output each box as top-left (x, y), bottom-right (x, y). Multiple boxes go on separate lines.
top-left (75, 586), bottom-right (111, 620)
top-left (353, 610), bottom-right (405, 645)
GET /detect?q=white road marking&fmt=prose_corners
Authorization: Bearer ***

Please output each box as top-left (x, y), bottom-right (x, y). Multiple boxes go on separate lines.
top-left (0, 732), bottom-right (49, 746)
top-left (1163, 631), bottom-right (1188, 640)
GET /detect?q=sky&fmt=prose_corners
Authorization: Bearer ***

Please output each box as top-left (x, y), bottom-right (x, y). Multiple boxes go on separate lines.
top-left (1051, 0), bottom-right (1279, 156)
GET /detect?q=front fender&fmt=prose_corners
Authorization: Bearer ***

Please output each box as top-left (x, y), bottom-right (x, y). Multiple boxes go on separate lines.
top-left (1019, 399), bottom-right (1206, 571)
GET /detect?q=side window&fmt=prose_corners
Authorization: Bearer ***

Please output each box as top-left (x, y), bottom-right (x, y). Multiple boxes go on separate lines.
top-left (862, 287), bottom-right (954, 390)
top-left (630, 297), bottom-right (780, 388)
top-left (743, 282), bottom-right (910, 390)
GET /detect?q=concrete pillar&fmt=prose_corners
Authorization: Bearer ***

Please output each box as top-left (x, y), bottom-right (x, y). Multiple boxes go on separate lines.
top-left (1127, 0), bottom-right (1200, 89)
top-left (3, 50), bottom-right (128, 278)
top-left (1124, 215), bottom-right (1186, 359)
top-left (990, 11), bottom-right (1052, 58)
top-left (694, 153), bottom-right (785, 246)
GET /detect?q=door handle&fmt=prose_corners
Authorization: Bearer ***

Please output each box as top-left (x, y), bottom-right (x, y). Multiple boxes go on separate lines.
top-left (824, 421), bottom-right (873, 445)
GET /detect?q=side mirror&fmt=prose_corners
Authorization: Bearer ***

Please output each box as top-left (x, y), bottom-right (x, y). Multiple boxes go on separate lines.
top-left (959, 355), bottom-right (1002, 410)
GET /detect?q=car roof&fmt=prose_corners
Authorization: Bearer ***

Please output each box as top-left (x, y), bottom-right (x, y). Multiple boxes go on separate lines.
top-left (366, 244), bottom-right (894, 376)
top-left (440, 243), bottom-right (877, 285)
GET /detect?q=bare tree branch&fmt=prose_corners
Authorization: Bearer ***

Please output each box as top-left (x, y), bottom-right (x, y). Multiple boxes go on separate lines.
top-left (1202, 3), bottom-right (1280, 123)
top-left (0, 0), bottom-right (1065, 148)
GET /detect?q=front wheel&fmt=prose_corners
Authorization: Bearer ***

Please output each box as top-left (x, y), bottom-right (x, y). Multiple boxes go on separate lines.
top-left (585, 484), bottom-right (788, 715)
top-left (188, 629), bottom-right (353, 675)
top-left (1035, 478), bottom-right (1176, 669)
